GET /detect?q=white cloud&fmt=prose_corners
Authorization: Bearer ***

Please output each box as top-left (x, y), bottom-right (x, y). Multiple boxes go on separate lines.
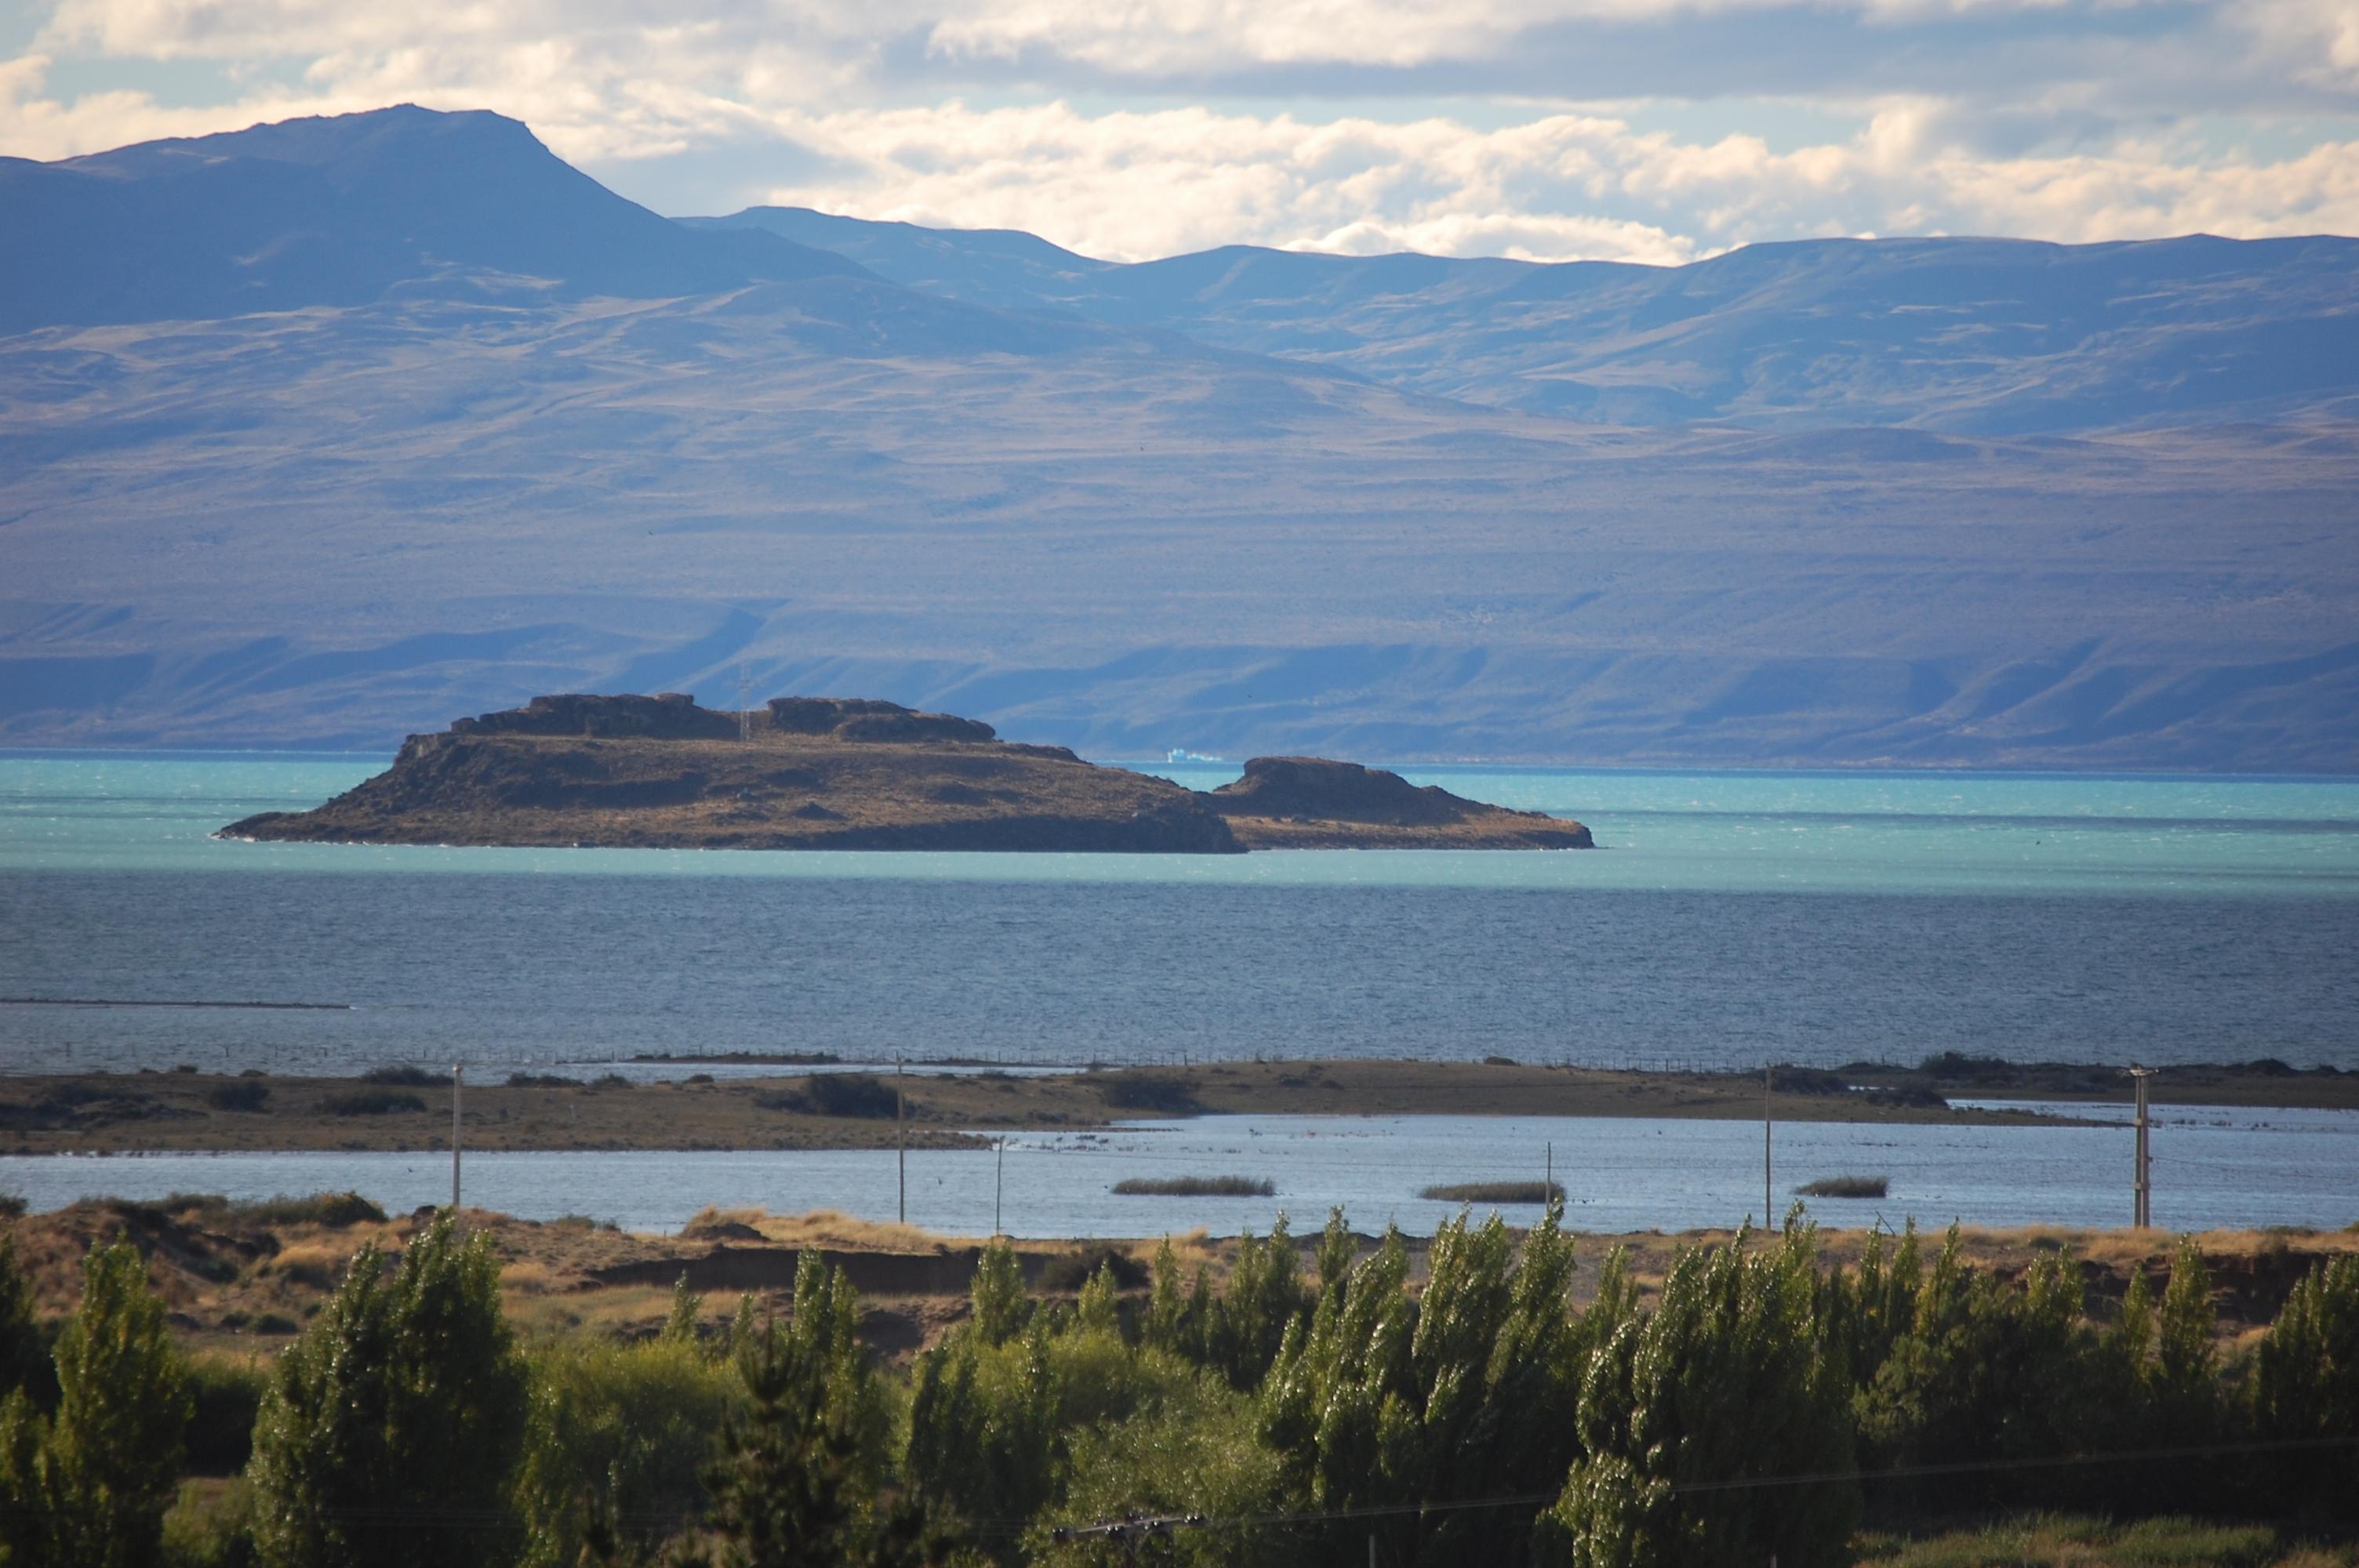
top-left (3, 0), bottom-right (2354, 262)
top-left (737, 99), bottom-right (2359, 262)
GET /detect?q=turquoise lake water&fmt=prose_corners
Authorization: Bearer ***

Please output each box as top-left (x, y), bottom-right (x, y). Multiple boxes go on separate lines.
top-left (2, 752), bottom-right (2354, 1074)
top-left (5, 751), bottom-right (2357, 896)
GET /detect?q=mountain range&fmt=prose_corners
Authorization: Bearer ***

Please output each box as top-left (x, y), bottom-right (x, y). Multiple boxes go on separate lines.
top-left (3, 106), bottom-right (2355, 769)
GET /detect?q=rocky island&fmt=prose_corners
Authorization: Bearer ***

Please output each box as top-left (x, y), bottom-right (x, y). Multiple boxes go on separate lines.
top-left (221, 693), bottom-right (1593, 853)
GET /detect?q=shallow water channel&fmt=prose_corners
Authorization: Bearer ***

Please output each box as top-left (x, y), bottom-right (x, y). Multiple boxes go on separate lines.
top-left (4, 1104), bottom-right (2351, 1238)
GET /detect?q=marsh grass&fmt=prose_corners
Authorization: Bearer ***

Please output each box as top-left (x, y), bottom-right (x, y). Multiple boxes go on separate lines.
top-left (1798, 1174), bottom-right (1890, 1199)
top-left (1110, 1176), bottom-right (1274, 1197)
top-left (1419, 1180), bottom-right (1565, 1204)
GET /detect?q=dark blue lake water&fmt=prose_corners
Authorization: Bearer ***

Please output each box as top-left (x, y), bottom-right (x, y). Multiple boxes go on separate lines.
top-left (2, 754), bottom-right (2355, 1076)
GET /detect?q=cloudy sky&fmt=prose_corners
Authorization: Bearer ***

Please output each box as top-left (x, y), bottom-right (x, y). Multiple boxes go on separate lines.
top-left (4, 0), bottom-right (2355, 264)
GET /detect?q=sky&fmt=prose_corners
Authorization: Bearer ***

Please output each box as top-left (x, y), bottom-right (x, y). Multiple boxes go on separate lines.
top-left (3, 0), bottom-right (2356, 265)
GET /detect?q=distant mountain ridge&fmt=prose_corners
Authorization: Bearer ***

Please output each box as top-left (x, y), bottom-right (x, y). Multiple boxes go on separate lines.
top-left (0, 106), bottom-right (869, 334)
top-left (3, 106), bottom-right (2356, 771)
top-left (692, 209), bottom-right (2359, 434)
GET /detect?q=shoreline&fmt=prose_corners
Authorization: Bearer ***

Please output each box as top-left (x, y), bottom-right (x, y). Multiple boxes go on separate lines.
top-left (2, 1057), bottom-right (2350, 1156)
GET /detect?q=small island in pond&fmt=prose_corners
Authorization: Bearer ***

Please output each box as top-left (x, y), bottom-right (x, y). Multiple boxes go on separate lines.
top-left (221, 693), bottom-right (1594, 854)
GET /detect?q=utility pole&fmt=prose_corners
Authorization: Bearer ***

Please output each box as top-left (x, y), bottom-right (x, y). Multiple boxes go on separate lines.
top-left (1544, 1140), bottom-right (1553, 1199)
top-left (994, 1136), bottom-right (1005, 1237)
top-left (2128, 1066), bottom-right (2156, 1229)
top-left (736, 662), bottom-right (754, 742)
top-left (896, 1055), bottom-right (907, 1225)
top-left (1763, 1061), bottom-right (1774, 1230)
top-left (451, 1063), bottom-right (463, 1215)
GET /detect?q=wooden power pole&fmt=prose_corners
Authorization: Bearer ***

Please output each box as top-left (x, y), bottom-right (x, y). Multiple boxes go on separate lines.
top-left (2128, 1066), bottom-right (2156, 1228)
top-left (451, 1063), bottom-right (463, 1215)
top-left (896, 1056), bottom-right (907, 1225)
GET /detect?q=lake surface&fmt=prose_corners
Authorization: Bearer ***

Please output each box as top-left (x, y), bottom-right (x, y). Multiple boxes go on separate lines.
top-left (6, 1104), bottom-right (2351, 1237)
top-left (2, 752), bottom-right (2356, 1076)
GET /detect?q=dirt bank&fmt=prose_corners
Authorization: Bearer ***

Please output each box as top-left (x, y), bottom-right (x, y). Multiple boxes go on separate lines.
top-left (8, 1198), bottom-right (2351, 1363)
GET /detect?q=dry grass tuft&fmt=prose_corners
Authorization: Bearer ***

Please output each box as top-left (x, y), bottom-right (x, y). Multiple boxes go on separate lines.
top-left (685, 1208), bottom-right (976, 1254)
top-left (261, 1240), bottom-right (358, 1290)
top-left (500, 1260), bottom-right (561, 1294)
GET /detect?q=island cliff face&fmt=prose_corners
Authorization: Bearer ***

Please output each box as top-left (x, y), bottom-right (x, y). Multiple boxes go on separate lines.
top-left (222, 695), bottom-right (1594, 853)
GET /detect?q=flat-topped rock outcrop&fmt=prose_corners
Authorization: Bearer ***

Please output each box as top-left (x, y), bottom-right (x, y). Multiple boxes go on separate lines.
top-left (222, 695), bottom-right (1592, 853)
top-left (1211, 756), bottom-right (1593, 848)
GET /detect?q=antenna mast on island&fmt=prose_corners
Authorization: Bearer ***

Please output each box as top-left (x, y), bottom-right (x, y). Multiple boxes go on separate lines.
top-left (736, 662), bottom-right (754, 742)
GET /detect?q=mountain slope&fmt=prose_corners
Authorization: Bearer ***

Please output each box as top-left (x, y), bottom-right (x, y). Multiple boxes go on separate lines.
top-left (0, 106), bottom-right (868, 334)
top-left (3, 108), bottom-right (2357, 770)
top-left (699, 210), bottom-right (2359, 434)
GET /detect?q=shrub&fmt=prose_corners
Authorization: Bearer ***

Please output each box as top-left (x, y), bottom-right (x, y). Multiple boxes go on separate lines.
top-left (587, 1073), bottom-right (632, 1091)
top-left (321, 1089), bottom-right (425, 1116)
top-left (0, 1194), bottom-right (24, 1221)
top-left (1045, 1374), bottom-right (1289, 1566)
top-left (1038, 1246), bottom-right (1149, 1294)
top-left (184, 1355), bottom-right (267, 1475)
top-left (1112, 1176), bottom-right (1274, 1197)
top-left (159, 1475), bottom-right (257, 1568)
top-left (360, 1065), bottom-right (444, 1087)
top-left (246, 1214), bottom-right (529, 1568)
top-left (505, 1073), bottom-right (574, 1088)
top-left (512, 1335), bottom-right (736, 1567)
top-left (205, 1082), bottom-right (271, 1112)
top-left (767, 1072), bottom-right (902, 1119)
top-left (1094, 1073), bottom-right (1202, 1114)
top-left (1770, 1066), bottom-right (1849, 1095)
top-left (236, 1192), bottom-right (387, 1229)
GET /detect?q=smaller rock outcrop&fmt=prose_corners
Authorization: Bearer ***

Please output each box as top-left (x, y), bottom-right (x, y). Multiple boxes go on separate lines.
top-left (1210, 756), bottom-right (1593, 848)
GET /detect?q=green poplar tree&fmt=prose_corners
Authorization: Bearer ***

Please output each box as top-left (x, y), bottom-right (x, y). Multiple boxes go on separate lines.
top-left (0, 1238), bottom-right (190, 1568)
top-left (247, 1214), bottom-right (529, 1568)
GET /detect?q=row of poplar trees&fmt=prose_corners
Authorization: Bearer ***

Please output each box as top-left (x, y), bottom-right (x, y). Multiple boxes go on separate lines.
top-left (0, 1205), bottom-right (2354, 1566)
